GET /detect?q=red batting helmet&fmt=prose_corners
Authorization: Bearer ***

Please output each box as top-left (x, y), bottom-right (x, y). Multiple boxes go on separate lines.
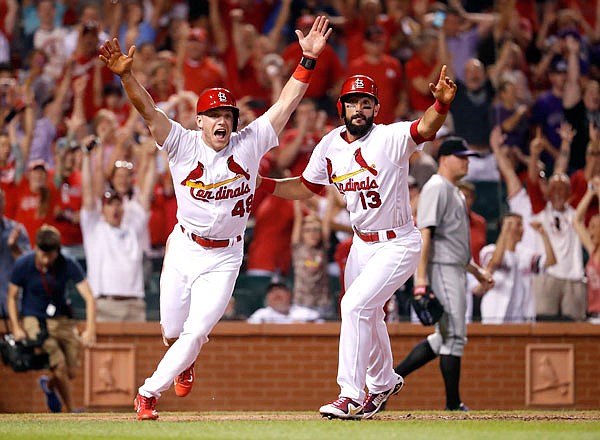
top-left (337, 75), bottom-right (379, 117)
top-left (196, 88), bottom-right (240, 131)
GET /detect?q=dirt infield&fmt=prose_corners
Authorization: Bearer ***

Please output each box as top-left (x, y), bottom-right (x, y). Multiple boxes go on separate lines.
top-left (4, 411), bottom-right (599, 422)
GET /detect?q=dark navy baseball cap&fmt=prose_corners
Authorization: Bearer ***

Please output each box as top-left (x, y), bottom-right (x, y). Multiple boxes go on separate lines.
top-left (438, 137), bottom-right (479, 158)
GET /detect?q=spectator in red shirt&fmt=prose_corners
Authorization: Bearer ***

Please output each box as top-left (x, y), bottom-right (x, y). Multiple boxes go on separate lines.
top-left (177, 26), bottom-right (227, 97)
top-left (342, 0), bottom-right (392, 63)
top-left (101, 83), bottom-right (132, 127)
top-left (0, 132), bottom-right (16, 190)
top-left (224, 5), bottom-right (291, 113)
top-left (147, 60), bottom-right (177, 107)
top-left (274, 98), bottom-right (332, 177)
top-left (49, 138), bottom-right (83, 252)
top-left (246, 194), bottom-right (295, 277)
top-left (4, 159), bottom-right (57, 241)
top-left (71, 22), bottom-right (114, 121)
top-left (346, 25), bottom-right (407, 124)
top-left (405, 29), bottom-right (447, 115)
top-left (567, 123), bottom-right (600, 225)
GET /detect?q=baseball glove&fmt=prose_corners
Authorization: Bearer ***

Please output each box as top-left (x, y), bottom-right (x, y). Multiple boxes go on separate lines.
top-left (410, 285), bottom-right (444, 326)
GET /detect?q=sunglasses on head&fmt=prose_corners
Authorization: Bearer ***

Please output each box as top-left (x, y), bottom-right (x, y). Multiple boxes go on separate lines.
top-left (114, 160), bottom-right (134, 170)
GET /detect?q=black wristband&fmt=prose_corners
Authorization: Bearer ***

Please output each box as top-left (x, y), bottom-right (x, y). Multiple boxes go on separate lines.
top-left (299, 56), bottom-right (317, 70)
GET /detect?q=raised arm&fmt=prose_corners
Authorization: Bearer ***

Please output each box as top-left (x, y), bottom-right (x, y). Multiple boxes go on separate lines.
top-left (485, 217), bottom-right (510, 273)
top-left (552, 121), bottom-right (575, 176)
top-left (563, 35), bottom-right (582, 110)
top-left (572, 176), bottom-right (600, 255)
top-left (208, 0), bottom-right (228, 55)
top-left (490, 125), bottom-right (522, 199)
top-left (415, 65), bottom-right (457, 140)
top-left (530, 221), bottom-right (557, 268)
top-left (136, 137), bottom-right (158, 211)
top-left (80, 136), bottom-right (97, 211)
top-left (291, 200), bottom-right (303, 246)
top-left (265, 16), bottom-right (332, 135)
top-left (99, 39), bottom-right (171, 145)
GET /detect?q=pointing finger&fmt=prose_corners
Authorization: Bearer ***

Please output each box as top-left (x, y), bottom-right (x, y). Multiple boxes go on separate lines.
top-left (438, 65), bottom-right (447, 83)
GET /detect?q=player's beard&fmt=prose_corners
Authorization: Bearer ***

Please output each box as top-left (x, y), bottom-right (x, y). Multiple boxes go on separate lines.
top-left (344, 114), bottom-right (374, 138)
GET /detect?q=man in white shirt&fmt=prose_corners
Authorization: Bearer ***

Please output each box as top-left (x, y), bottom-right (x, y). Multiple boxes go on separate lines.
top-left (80, 148), bottom-right (147, 322)
top-left (247, 281), bottom-right (321, 324)
top-left (531, 174), bottom-right (586, 321)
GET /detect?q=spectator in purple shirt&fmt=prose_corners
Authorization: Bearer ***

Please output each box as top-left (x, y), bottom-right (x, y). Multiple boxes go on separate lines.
top-left (530, 57), bottom-right (567, 171)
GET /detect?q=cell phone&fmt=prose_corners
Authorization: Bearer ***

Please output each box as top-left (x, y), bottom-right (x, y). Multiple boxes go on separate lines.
top-left (4, 106), bottom-right (24, 124)
top-left (432, 11), bottom-right (446, 28)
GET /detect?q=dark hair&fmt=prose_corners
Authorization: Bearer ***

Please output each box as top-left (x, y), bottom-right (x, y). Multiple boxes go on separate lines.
top-left (498, 212), bottom-right (523, 229)
top-left (35, 225), bottom-right (61, 252)
top-left (265, 280), bottom-right (291, 294)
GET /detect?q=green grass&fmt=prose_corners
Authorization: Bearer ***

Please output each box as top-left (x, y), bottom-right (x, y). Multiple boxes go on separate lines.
top-left (0, 412), bottom-right (599, 440)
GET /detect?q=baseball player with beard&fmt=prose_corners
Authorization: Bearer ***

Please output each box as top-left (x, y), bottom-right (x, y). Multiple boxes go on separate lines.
top-left (258, 67), bottom-right (456, 419)
top-left (99, 17), bottom-right (332, 420)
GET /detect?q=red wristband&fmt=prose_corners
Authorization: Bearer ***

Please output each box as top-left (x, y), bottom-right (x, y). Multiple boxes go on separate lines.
top-left (292, 64), bottom-right (314, 83)
top-left (433, 100), bottom-right (450, 115)
top-left (260, 177), bottom-right (276, 194)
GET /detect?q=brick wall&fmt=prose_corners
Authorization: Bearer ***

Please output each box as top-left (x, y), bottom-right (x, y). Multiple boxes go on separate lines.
top-left (1, 322), bottom-right (599, 413)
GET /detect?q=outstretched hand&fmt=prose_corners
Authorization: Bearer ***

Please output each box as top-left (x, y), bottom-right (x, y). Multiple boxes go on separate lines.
top-left (296, 16), bottom-right (332, 58)
top-left (99, 38), bottom-right (135, 77)
top-left (429, 65), bottom-right (457, 105)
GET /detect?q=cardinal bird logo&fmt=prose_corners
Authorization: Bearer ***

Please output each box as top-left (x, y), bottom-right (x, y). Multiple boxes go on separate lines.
top-left (181, 156), bottom-right (249, 190)
top-left (353, 148), bottom-right (377, 176)
top-left (227, 155), bottom-right (250, 180)
top-left (181, 161), bottom-right (205, 186)
top-left (326, 157), bottom-right (335, 184)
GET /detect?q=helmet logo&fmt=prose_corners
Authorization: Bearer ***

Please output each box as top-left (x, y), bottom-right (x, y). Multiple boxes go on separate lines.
top-left (354, 78), bottom-right (365, 89)
top-left (218, 91), bottom-right (228, 102)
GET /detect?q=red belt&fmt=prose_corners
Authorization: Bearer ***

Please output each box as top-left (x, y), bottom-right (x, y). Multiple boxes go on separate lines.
top-left (181, 225), bottom-right (241, 248)
top-left (354, 227), bottom-right (397, 243)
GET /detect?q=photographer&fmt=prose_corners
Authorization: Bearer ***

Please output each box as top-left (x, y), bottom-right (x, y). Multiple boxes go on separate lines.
top-left (7, 225), bottom-right (95, 413)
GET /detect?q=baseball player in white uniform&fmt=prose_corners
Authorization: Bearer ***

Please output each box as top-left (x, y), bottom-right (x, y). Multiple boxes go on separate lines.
top-left (259, 67), bottom-right (456, 419)
top-left (393, 136), bottom-right (494, 411)
top-left (99, 17), bottom-right (332, 420)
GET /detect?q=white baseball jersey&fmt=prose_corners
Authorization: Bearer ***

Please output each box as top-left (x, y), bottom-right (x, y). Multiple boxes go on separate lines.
top-left (158, 114), bottom-right (278, 239)
top-left (302, 122), bottom-right (422, 231)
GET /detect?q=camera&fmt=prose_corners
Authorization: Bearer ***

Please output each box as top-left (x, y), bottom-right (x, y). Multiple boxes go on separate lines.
top-left (81, 136), bottom-right (100, 153)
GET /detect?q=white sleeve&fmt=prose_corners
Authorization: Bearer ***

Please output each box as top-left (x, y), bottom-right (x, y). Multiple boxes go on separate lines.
top-left (233, 114), bottom-right (279, 158)
top-left (386, 121), bottom-right (421, 163)
top-left (301, 136), bottom-right (332, 186)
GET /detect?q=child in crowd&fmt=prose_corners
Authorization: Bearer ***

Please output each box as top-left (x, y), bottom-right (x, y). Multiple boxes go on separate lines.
top-left (290, 199), bottom-right (332, 320)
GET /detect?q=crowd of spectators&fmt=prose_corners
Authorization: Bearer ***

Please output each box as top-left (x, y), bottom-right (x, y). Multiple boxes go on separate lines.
top-left (2, 0), bottom-right (600, 323)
